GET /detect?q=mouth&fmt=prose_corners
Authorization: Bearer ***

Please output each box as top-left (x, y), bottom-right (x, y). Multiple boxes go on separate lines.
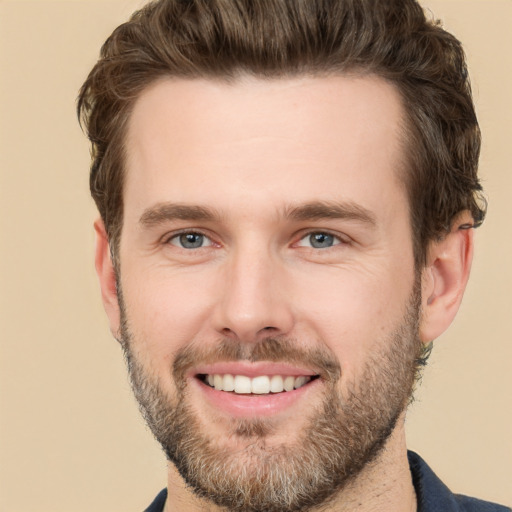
top-left (198, 373), bottom-right (320, 395)
top-left (189, 362), bottom-right (324, 417)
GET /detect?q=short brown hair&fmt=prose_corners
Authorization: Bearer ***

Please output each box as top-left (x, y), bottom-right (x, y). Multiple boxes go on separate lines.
top-left (78, 0), bottom-right (486, 267)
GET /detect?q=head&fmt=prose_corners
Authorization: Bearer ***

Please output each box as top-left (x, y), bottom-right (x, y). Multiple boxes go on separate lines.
top-left (79, 1), bottom-right (485, 510)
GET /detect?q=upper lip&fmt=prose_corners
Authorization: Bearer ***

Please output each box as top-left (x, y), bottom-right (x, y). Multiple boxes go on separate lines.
top-left (188, 361), bottom-right (319, 379)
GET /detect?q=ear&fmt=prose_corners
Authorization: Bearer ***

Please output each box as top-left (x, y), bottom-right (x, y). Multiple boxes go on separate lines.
top-left (94, 218), bottom-right (121, 340)
top-left (419, 212), bottom-right (474, 343)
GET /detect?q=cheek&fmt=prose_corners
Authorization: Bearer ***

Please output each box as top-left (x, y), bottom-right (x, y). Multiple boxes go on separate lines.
top-left (291, 266), bottom-right (414, 380)
top-left (119, 266), bottom-right (218, 369)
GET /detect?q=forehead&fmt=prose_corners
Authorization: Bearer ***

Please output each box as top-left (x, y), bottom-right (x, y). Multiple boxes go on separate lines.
top-left (124, 75), bottom-right (407, 223)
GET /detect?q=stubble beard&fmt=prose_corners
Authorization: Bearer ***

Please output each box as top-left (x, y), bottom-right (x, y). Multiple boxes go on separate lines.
top-left (119, 286), bottom-right (424, 512)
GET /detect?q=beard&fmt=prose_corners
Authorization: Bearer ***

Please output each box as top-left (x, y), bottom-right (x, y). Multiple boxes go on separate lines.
top-left (119, 284), bottom-right (425, 512)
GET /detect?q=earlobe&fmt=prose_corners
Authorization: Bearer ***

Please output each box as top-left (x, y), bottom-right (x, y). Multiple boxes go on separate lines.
top-left (419, 212), bottom-right (474, 343)
top-left (94, 219), bottom-right (121, 340)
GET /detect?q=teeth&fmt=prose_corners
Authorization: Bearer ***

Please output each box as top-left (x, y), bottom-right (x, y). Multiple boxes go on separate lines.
top-left (294, 376), bottom-right (308, 389)
top-left (213, 374), bottom-right (223, 390)
top-left (251, 376), bottom-right (270, 394)
top-left (204, 374), bottom-right (313, 394)
top-left (234, 375), bottom-right (252, 394)
top-left (283, 376), bottom-right (295, 392)
top-left (270, 375), bottom-right (284, 393)
top-left (223, 373), bottom-right (235, 392)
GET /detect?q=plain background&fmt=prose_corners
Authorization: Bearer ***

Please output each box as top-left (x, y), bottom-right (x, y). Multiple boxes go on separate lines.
top-left (0, 0), bottom-right (511, 510)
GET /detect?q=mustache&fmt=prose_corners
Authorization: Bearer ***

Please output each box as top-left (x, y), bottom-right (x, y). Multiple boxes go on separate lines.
top-left (172, 336), bottom-right (342, 384)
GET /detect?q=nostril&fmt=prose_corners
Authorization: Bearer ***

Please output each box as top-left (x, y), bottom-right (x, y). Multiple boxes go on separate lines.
top-left (260, 326), bottom-right (279, 335)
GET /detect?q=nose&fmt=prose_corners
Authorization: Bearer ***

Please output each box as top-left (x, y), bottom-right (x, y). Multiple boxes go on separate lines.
top-left (212, 246), bottom-right (294, 343)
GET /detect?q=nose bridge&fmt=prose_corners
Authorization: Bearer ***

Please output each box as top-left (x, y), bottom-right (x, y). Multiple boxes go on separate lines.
top-left (214, 240), bottom-right (293, 341)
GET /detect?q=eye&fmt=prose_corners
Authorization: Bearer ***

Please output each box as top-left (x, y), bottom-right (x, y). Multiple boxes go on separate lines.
top-left (168, 232), bottom-right (213, 249)
top-left (297, 232), bottom-right (342, 249)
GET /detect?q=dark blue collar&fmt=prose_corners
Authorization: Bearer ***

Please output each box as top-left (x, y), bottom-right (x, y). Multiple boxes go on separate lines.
top-left (408, 450), bottom-right (509, 512)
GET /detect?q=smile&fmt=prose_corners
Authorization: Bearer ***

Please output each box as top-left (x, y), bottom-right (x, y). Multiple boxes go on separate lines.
top-left (190, 364), bottom-right (323, 417)
top-left (200, 374), bottom-right (318, 394)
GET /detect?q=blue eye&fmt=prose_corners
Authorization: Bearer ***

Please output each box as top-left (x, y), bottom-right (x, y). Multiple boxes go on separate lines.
top-left (169, 232), bottom-right (212, 249)
top-left (298, 232), bottom-right (340, 249)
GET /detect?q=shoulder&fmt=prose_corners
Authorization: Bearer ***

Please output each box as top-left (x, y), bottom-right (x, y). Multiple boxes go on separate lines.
top-left (454, 493), bottom-right (512, 512)
top-left (407, 451), bottom-right (510, 512)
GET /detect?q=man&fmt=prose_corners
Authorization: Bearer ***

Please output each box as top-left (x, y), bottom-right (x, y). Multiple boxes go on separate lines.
top-left (78, 1), bottom-right (509, 511)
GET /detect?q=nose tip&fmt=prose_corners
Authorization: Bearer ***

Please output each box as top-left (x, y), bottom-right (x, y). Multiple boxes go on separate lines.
top-left (217, 301), bottom-right (293, 343)
top-left (212, 256), bottom-right (294, 343)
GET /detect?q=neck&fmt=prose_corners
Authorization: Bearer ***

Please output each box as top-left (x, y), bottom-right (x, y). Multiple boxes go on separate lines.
top-left (164, 414), bottom-right (417, 512)
top-left (321, 415), bottom-right (417, 512)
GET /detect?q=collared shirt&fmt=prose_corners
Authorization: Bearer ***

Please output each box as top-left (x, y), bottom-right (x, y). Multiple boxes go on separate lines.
top-left (407, 451), bottom-right (510, 512)
top-left (145, 451), bottom-right (511, 511)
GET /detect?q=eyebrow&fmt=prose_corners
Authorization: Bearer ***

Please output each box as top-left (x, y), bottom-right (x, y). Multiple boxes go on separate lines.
top-left (139, 200), bottom-right (376, 227)
top-left (139, 203), bottom-right (221, 226)
top-left (285, 201), bottom-right (376, 226)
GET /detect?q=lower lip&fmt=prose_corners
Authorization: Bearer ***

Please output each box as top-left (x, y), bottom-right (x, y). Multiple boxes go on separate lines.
top-left (191, 377), bottom-right (321, 418)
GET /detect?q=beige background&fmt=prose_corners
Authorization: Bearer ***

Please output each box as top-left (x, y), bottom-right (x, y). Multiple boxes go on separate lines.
top-left (0, 0), bottom-right (511, 510)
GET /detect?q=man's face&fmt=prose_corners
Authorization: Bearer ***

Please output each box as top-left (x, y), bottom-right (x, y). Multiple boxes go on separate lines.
top-left (115, 75), bottom-right (423, 510)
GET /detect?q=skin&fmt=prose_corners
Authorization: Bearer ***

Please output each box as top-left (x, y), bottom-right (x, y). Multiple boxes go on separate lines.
top-left (95, 75), bottom-right (473, 511)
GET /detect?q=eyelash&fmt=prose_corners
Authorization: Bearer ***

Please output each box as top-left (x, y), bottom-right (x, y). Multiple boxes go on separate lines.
top-left (163, 229), bottom-right (349, 250)
top-left (295, 230), bottom-right (347, 249)
top-left (165, 230), bottom-right (214, 249)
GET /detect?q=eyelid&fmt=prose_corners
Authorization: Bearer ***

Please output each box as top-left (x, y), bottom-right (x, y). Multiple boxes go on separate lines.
top-left (163, 229), bottom-right (217, 247)
top-left (160, 228), bottom-right (351, 249)
top-left (294, 229), bottom-right (350, 248)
